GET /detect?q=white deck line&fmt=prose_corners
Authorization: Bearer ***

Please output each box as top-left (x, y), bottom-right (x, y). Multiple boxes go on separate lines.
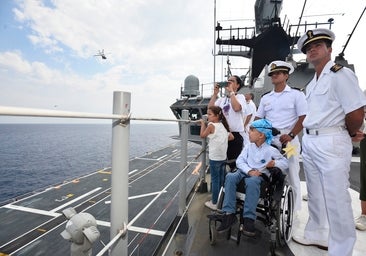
top-left (128, 191), bottom-right (167, 200)
top-left (3, 204), bottom-right (61, 217)
top-left (129, 169), bottom-right (139, 175)
top-left (50, 187), bottom-right (102, 212)
top-left (157, 154), bottom-right (168, 161)
top-left (3, 187), bottom-right (102, 215)
top-left (104, 190), bottom-right (168, 204)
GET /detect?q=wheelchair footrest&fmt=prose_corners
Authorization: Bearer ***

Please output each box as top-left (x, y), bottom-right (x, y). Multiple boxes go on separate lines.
top-left (207, 212), bottom-right (225, 222)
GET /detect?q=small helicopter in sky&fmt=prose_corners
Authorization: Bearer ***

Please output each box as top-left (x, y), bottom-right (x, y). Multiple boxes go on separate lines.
top-left (94, 49), bottom-right (108, 60)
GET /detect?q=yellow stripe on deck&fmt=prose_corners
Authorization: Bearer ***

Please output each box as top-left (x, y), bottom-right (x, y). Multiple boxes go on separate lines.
top-left (98, 170), bottom-right (111, 174)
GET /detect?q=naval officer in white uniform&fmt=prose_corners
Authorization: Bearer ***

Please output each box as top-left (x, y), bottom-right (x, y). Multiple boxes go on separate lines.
top-left (292, 28), bottom-right (366, 256)
top-left (255, 60), bottom-right (307, 213)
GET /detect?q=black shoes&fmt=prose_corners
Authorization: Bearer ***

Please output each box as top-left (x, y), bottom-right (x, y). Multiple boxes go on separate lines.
top-left (216, 214), bottom-right (255, 237)
top-left (242, 217), bottom-right (256, 237)
top-left (217, 213), bottom-right (237, 233)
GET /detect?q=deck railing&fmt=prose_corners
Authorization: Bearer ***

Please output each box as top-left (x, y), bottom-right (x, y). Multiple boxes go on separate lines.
top-left (0, 91), bottom-right (208, 256)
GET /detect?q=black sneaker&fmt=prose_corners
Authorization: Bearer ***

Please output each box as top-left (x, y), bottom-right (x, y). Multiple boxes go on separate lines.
top-left (217, 213), bottom-right (237, 233)
top-left (242, 217), bottom-right (256, 237)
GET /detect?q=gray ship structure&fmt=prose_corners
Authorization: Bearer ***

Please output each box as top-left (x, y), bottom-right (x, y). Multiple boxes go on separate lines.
top-left (1, 0), bottom-right (366, 255)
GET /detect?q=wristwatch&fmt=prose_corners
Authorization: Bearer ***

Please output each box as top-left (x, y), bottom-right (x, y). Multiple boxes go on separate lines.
top-left (288, 132), bottom-right (295, 139)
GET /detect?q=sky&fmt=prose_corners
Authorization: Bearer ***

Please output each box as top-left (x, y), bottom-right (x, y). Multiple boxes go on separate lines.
top-left (0, 0), bottom-right (365, 123)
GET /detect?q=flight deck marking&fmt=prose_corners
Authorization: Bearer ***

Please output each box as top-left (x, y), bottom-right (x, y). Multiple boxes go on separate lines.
top-left (0, 187), bottom-right (110, 254)
top-left (129, 169), bottom-right (139, 175)
top-left (104, 190), bottom-right (167, 204)
top-left (98, 170), bottom-right (111, 174)
top-left (156, 154), bottom-right (167, 161)
top-left (50, 187), bottom-right (102, 212)
top-left (3, 188), bottom-right (102, 216)
top-left (3, 204), bottom-right (61, 217)
top-left (128, 191), bottom-right (167, 200)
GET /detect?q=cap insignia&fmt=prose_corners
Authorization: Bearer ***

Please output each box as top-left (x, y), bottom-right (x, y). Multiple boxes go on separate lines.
top-left (306, 30), bottom-right (314, 39)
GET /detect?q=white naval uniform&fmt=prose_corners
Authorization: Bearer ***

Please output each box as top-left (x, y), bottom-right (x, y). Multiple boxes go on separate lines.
top-left (256, 85), bottom-right (307, 212)
top-left (302, 61), bottom-right (366, 256)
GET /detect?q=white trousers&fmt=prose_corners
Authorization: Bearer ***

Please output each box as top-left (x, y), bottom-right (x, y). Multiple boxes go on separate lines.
top-left (302, 131), bottom-right (356, 256)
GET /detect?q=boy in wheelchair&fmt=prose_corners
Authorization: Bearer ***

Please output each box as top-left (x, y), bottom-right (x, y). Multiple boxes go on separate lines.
top-left (217, 119), bottom-right (289, 236)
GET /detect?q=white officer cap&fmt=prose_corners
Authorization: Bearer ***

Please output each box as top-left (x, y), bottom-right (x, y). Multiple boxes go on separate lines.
top-left (267, 60), bottom-right (294, 76)
top-left (297, 28), bottom-right (335, 54)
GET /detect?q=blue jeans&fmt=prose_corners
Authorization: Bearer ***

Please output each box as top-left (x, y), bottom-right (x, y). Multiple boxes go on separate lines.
top-left (222, 171), bottom-right (263, 220)
top-left (209, 159), bottom-right (226, 204)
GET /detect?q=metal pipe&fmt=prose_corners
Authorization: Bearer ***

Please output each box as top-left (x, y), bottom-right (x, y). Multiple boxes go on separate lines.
top-left (0, 106), bottom-right (197, 123)
top-left (178, 110), bottom-right (188, 215)
top-left (213, 0), bottom-right (217, 86)
top-left (200, 137), bottom-right (207, 183)
top-left (110, 91), bottom-right (130, 256)
top-left (0, 106), bottom-right (124, 119)
top-left (200, 114), bottom-right (208, 183)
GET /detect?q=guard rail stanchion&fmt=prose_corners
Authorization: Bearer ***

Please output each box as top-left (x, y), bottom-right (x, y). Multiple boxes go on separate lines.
top-left (198, 134), bottom-right (208, 193)
top-left (110, 91), bottom-right (130, 256)
top-left (198, 114), bottom-right (208, 192)
top-left (177, 109), bottom-right (189, 233)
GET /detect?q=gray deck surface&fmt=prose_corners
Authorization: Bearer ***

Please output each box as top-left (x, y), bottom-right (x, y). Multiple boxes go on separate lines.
top-left (0, 142), bottom-right (201, 256)
top-left (0, 143), bottom-right (363, 256)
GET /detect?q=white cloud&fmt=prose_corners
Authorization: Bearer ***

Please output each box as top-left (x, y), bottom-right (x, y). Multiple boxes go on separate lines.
top-left (1, 0), bottom-right (366, 124)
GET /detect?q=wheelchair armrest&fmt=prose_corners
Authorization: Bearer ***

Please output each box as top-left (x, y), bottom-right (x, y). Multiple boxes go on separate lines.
top-left (272, 127), bottom-right (281, 136)
top-left (267, 167), bottom-right (286, 195)
top-left (260, 173), bottom-right (270, 183)
top-left (267, 167), bottom-right (283, 176)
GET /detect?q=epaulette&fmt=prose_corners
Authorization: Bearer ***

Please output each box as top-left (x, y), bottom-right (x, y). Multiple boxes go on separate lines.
top-left (261, 91), bottom-right (271, 97)
top-left (330, 63), bottom-right (343, 73)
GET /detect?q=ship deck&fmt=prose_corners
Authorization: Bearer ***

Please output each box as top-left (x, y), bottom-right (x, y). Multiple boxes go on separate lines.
top-left (0, 142), bottom-right (201, 256)
top-left (161, 158), bottom-right (366, 256)
top-left (1, 142), bottom-right (365, 256)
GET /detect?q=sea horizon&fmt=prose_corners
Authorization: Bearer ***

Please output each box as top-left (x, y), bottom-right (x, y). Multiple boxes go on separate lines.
top-left (0, 122), bottom-right (179, 204)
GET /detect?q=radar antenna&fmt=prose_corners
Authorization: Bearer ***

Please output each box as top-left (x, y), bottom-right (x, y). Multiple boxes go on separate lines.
top-left (336, 5), bottom-right (366, 60)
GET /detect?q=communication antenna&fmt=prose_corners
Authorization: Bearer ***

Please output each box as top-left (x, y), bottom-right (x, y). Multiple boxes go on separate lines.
top-left (337, 5), bottom-right (366, 60)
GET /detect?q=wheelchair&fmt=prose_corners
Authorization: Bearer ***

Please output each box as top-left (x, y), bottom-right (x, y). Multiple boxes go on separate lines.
top-left (207, 167), bottom-right (294, 255)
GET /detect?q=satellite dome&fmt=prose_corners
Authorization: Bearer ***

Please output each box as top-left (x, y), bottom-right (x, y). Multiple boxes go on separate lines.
top-left (182, 75), bottom-right (200, 97)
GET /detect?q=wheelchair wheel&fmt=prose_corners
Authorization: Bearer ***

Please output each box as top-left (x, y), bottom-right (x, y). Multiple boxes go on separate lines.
top-left (236, 223), bottom-right (243, 245)
top-left (278, 185), bottom-right (294, 245)
top-left (216, 186), bottom-right (225, 210)
top-left (209, 219), bottom-right (218, 245)
top-left (269, 240), bottom-right (277, 256)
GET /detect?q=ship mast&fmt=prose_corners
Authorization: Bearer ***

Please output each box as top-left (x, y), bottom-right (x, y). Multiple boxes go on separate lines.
top-left (213, 0), bottom-right (217, 87)
top-left (336, 5), bottom-right (366, 60)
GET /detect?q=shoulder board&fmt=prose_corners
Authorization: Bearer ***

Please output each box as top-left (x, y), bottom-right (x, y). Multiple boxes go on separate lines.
top-left (261, 91), bottom-right (271, 97)
top-left (290, 87), bottom-right (303, 91)
top-left (330, 64), bottom-right (343, 73)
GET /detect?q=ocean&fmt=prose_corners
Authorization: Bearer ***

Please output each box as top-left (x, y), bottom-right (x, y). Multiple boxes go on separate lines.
top-left (0, 122), bottom-right (178, 204)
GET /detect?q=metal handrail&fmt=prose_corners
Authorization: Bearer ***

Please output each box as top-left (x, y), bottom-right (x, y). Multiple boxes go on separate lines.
top-left (0, 105), bottom-right (125, 120)
top-left (96, 149), bottom-right (204, 256)
top-left (0, 105), bottom-right (196, 123)
top-left (0, 97), bottom-right (206, 256)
